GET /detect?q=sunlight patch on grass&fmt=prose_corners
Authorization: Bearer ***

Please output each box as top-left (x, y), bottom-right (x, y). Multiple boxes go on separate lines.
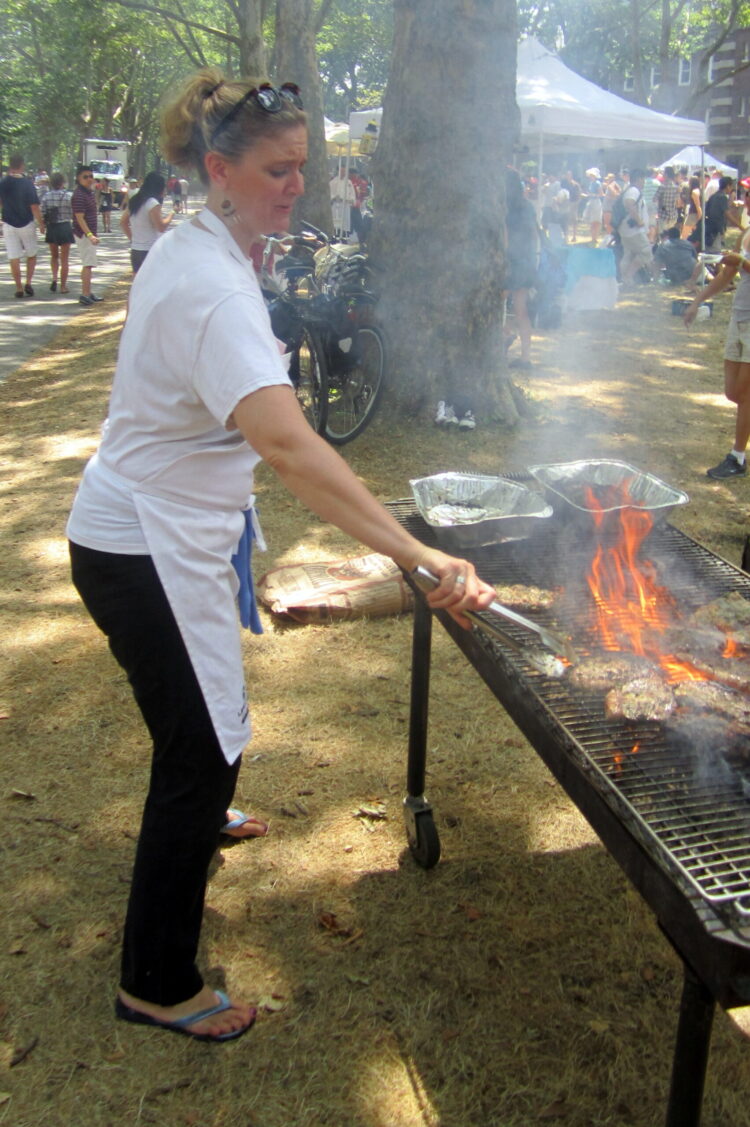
top-left (358, 1049), bottom-right (440, 1127)
top-left (40, 433), bottom-right (99, 462)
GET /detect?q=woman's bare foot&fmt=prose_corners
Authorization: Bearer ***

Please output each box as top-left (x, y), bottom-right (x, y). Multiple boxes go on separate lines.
top-left (221, 809), bottom-right (268, 839)
top-left (117, 985), bottom-right (256, 1039)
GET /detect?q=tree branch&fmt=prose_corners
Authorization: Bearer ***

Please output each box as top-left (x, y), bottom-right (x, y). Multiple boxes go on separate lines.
top-left (106, 0), bottom-right (239, 46)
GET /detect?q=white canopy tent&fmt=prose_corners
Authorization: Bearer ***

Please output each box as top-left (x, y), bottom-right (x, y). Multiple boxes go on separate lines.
top-left (517, 37), bottom-right (707, 153)
top-left (657, 146), bottom-right (737, 177)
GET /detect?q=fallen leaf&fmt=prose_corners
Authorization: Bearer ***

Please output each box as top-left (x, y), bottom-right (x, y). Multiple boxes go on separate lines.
top-left (10, 1037), bottom-right (38, 1067)
top-left (317, 911), bottom-right (357, 938)
top-left (588, 1019), bottom-right (610, 1034)
top-left (10, 789), bottom-right (35, 801)
top-left (258, 995), bottom-right (285, 1013)
top-left (0, 1094), bottom-right (11, 1106)
top-left (538, 1097), bottom-right (568, 1118)
top-left (279, 807), bottom-right (297, 818)
top-left (353, 803), bottom-right (387, 820)
top-left (458, 902), bottom-right (482, 921)
top-left (640, 965), bottom-right (656, 982)
top-left (344, 974), bottom-right (371, 987)
top-left (441, 1028), bottom-right (460, 1043)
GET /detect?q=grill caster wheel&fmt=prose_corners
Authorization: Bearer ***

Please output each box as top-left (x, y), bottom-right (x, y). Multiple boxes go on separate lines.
top-left (403, 796), bottom-right (441, 869)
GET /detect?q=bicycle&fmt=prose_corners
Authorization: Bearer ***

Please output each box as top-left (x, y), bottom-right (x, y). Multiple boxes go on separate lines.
top-left (260, 226), bottom-right (387, 445)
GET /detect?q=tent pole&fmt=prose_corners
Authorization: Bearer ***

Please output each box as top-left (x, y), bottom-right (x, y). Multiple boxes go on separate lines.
top-left (537, 132), bottom-right (544, 224)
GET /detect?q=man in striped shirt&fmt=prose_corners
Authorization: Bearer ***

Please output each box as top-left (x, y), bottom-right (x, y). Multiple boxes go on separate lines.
top-left (71, 165), bottom-right (103, 307)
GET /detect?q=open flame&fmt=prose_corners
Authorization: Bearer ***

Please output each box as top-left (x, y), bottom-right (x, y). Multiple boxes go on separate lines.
top-left (583, 486), bottom-right (710, 684)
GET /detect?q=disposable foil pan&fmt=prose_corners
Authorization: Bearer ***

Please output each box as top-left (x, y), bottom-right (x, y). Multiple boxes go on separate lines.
top-left (409, 472), bottom-right (553, 548)
top-left (527, 459), bottom-right (689, 525)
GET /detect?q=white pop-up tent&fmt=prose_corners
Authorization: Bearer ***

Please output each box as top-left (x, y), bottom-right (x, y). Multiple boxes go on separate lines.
top-left (517, 37), bottom-right (707, 151)
top-left (657, 146), bottom-right (737, 176)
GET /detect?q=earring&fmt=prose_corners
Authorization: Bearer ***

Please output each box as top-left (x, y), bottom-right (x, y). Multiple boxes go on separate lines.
top-left (221, 197), bottom-right (237, 220)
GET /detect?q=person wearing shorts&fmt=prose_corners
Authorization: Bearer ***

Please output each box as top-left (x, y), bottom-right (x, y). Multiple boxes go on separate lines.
top-left (41, 172), bottom-right (75, 293)
top-left (684, 226), bottom-right (750, 478)
top-left (0, 153), bottom-right (44, 298)
top-left (71, 165), bottom-right (102, 307)
top-left (618, 170), bottom-right (654, 285)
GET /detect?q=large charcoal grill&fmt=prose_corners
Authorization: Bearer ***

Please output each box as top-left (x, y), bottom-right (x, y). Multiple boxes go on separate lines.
top-left (388, 497), bottom-right (750, 1127)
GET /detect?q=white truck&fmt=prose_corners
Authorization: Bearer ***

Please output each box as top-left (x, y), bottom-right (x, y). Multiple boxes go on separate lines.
top-left (81, 138), bottom-right (131, 201)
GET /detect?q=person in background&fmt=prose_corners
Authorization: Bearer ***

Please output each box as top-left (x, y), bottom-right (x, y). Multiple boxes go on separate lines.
top-left (705, 168), bottom-right (720, 201)
top-left (0, 153), bottom-right (44, 298)
top-left (582, 166), bottom-right (604, 245)
top-left (561, 170), bottom-right (581, 242)
top-left (618, 169), bottom-right (654, 285)
top-left (179, 176), bottom-right (190, 213)
top-left (71, 164), bottom-right (102, 306)
top-left (642, 167), bottom-right (661, 242)
top-left (41, 172), bottom-right (74, 293)
top-left (684, 227), bottom-right (750, 478)
top-left (652, 226), bottom-right (697, 286)
top-left (329, 166), bottom-right (356, 240)
top-left (120, 171), bottom-right (174, 273)
top-left (655, 166), bottom-right (680, 235)
top-left (66, 66), bottom-right (498, 1044)
top-left (688, 176), bottom-right (740, 254)
top-left (602, 173), bottom-right (620, 239)
top-left (167, 175), bottom-right (181, 212)
top-left (99, 179), bottom-right (114, 232)
top-left (680, 176), bottom-right (703, 240)
top-left (503, 166), bottom-right (540, 370)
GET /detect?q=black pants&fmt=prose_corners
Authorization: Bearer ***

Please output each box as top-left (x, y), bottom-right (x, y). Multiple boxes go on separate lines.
top-left (69, 542), bottom-right (241, 1005)
top-left (130, 249), bottom-right (148, 273)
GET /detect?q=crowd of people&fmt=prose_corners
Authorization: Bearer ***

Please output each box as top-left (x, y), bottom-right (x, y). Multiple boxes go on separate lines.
top-left (0, 156), bottom-right (187, 304)
top-left (534, 163), bottom-right (748, 287)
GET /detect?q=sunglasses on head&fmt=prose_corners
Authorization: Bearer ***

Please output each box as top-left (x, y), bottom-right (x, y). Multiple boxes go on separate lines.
top-left (211, 83), bottom-right (303, 145)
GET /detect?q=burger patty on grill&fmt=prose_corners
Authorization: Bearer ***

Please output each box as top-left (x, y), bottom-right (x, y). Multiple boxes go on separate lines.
top-left (567, 653), bottom-right (658, 695)
top-left (605, 674), bottom-right (676, 722)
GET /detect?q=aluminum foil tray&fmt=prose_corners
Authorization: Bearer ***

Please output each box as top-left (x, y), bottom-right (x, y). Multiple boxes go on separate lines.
top-left (527, 460), bottom-right (689, 525)
top-left (409, 472), bottom-right (553, 548)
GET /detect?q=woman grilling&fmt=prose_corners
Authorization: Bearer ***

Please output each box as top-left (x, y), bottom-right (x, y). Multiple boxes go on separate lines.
top-left (66, 69), bottom-right (496, 1044)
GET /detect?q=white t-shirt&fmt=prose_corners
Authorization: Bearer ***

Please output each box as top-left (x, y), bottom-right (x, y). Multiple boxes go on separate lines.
top-left (619, 185), bottom-right (647, 237)
top-left (129, 197), bottom-right (163, 252)
top-left (67, 209), bottom-right (292, 552)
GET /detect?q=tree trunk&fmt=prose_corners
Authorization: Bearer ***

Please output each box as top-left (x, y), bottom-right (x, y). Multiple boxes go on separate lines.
top-left (237, 0), bottom-right (266, 74)
top-left (274, 0), bottom-right (333, 234)
top-left (369, 0), bottom-right (519, 421)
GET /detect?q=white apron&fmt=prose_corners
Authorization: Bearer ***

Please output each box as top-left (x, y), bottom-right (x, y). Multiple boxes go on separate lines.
top-left (92, 443), bottom-right (263, 765)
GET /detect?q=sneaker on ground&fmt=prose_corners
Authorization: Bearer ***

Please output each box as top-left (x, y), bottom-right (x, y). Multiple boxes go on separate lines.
top-left (458, 410), bottom-right (476, 430)
top-left (89, 294), bottom-right (104, 302)
top-left (707, 453), bottom-right (747, 479)
top-left (79, 295), bottom-right (94, 306)
top-left (435, 400), bottom-right (459, 426)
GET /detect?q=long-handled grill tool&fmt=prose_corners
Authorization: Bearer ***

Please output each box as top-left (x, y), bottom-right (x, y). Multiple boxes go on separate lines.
top-left (412, 567), bottom-right (577, 677)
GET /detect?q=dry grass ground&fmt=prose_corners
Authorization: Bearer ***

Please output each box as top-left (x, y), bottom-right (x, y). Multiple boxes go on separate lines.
top-left (1, 275), bottom-right (750, 1127)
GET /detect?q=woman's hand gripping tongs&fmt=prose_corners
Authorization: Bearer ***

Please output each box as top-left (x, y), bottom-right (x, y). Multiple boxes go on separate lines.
top-left (412, 567), bottom-right (577, 678)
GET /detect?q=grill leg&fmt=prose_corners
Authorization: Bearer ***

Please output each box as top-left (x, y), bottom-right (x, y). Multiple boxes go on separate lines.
top-left (403, 594), bottom-right (440, 868)
top-left (406, 593), bottom-right (432, 798)
top-left (665, 964), bottom-right (715, 1127)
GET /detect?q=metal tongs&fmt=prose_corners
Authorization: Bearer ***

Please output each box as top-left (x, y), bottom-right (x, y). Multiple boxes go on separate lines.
top-left (412, 567), bottom-right (577, 678)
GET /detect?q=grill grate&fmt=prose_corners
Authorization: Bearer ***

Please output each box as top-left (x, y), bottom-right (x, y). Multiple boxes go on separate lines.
top-left (390, 499), bottom-right (750, 930)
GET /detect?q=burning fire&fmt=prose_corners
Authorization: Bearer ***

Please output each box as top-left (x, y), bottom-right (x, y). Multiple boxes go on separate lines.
top-left (584, 486), bottom-right (711, 684)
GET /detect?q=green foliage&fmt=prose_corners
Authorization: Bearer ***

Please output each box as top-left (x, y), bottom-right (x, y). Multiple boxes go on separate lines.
top-left (316, 0), bottom-right (392, 117)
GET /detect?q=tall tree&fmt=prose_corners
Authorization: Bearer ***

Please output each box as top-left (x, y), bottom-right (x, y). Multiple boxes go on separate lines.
top-left (369, 0), bottom-right (520, 422)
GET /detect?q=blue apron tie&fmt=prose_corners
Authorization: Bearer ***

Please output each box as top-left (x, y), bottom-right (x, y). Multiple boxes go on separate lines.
top-left (231, 509), bottom-right (263, 634)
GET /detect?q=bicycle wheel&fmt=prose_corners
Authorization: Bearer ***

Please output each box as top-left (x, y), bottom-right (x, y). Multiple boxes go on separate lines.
top-left (293, 327), bottom-right (328, 434)
top-left (324, 325), bottom-right (386, 445)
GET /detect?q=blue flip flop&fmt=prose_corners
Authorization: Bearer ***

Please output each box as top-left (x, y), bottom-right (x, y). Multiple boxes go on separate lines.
top-left (115, 990), bottom-right (257, 1043)
top-left (220, 808), bottom-right (268, 837)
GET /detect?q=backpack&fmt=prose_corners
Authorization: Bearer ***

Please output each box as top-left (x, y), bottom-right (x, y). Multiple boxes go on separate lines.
top-left (611, 188), bottom-right (641, 232)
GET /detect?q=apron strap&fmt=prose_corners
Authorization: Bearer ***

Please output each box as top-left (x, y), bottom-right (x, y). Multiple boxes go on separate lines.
top-left (231, 509), bottom-right (263, 634)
